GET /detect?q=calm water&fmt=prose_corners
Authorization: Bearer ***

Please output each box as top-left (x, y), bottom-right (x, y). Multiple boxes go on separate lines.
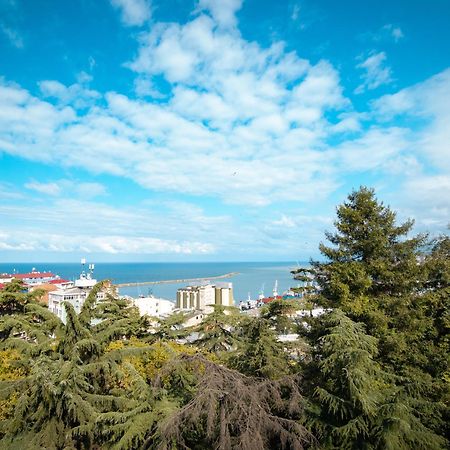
top-left (0, 262), bottom-right (308, 303)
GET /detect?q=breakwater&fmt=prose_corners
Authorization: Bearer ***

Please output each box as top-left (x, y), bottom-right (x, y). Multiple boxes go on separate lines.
top-left (115, 272), bottom-right (239, 288)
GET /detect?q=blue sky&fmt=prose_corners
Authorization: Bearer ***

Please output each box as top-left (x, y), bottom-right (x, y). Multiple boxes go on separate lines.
top-left (0, 0), bottom-right (449, 262)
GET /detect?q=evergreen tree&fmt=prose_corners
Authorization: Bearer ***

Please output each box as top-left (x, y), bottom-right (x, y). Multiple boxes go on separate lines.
top-left (229, 317), bottom-right (291, 379)
top-left (314, 187), bottom-right (426, 309)
top-left (158, 355), bottom-right (313, 450)
top-left (151, 312), bottom-right (188, 342)
top-left (193, 304), bottom-right (241, 354)
top-left (302, 310), bottom-right (446, 450)
top-left (261, 299), bottom-right (301, 334)
top-left (0, 283), bottom-right (174, 449)
top-left (0, 279), bottom-right (59, 343)
top-left (304, 186), bottom-right (449, 446)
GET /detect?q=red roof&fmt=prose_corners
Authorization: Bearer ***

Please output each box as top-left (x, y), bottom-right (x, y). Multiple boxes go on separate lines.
top-left (13, 272), bottom-right (55, 280)
top-left (261, 295), bottom-right (283, 304)
top-left (48, 279), bottom-right (70, 284)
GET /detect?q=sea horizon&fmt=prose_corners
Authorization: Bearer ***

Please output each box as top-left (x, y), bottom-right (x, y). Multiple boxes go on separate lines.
top-left (0, 261), bottom-right (310, 303)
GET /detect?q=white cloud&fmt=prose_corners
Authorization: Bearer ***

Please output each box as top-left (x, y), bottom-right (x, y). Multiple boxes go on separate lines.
top-left (25, 181), bottom-right (62, 196)
top-left (197, 0), bottom-right (243, 28)
top-left (0, 230), bottom-right (214, 254)
top-left (291, 4), bottom-right (300, 21)
top-left (39, 79), bottom-right (100, 108)
top-left (24, 179), bottom-right (106, 198)
top-left (355, 51), bottom-right (393, 93)
top-left (0, 23), bottom-right (23, 48)
top-left (388, 25), bottom-right (404, 42)
top-left (110, 0), bottom-right (151, 27)
top-left (335, 127), bottom-right (409, 172)
top-left (395, 175), bottom-right (450, 231)
top-left (379, 24), bottom-right (404, 42)
top-left (0, 197), bottom-right (223, 254)
top-left (0, 48), bottom-right (405, 209)
top-left (273, 215), bottom-right (296, 228)
top-left (360, 24), bottom-right (404, 44)
top-left (74, 182), bottom-right (106, 198)
top-left (0, 182), bottom-right (23, 200)
top-left (373, 68), bottom-right (450, 171)
top-left (0, 2), bottom-right (448, 248)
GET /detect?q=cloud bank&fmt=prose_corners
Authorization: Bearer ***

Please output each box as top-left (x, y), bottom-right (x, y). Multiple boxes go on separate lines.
top-left (0, 0), bottom-right (449, 258)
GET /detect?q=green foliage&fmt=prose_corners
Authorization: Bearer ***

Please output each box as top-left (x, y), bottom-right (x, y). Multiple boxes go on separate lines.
top-left (303, 310), bottom-right (383, 448)
top-left (193, 304), bottom-right (241, 354)
top-left (158, 355), bottom-right (313, 450)
top-left (261, 299), bottom-right (302, 334)
top-left (151, 312), bottom-right (188, 342)
top-left (302, 310), bottom-right (446, 449)
top-left (229, 317), bottom-right (292, 379)
top-left (1, 186), bottom-right (448, 449)
top-left (0, 279), bottom-right (31, 315)
top-left (0, 283), bottom-right (173, 449)
top-left (303, 186), bottom-right (449, 447)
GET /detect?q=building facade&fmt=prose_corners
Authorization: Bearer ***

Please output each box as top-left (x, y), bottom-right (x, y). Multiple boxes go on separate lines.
top-left (130, 295), bottom-right (174, 318)
top-left (176, 283), bottom-right (233, 313)
top-left (0, 269), bottom-right (62, 289)
top-left (47, 264), bottom-right (114, 323)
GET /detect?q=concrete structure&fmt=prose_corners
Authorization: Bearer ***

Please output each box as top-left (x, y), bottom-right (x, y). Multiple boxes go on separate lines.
top-left (47, 260), bottom-right (114, 323)
top-left (130, 295), bottom-right (174, 318)
top-left (48, 285), bottom-right (108, 323)
top-left (176, 282), bottom-right (233, 313)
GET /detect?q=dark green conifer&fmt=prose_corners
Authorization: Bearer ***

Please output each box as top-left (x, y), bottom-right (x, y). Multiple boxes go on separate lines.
top-left (304, 186), bottom-right (449, 447)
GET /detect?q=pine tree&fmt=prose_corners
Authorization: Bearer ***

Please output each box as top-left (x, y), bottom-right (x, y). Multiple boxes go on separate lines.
top-left (261, 299), bottom-right (302, 334)
top-left (158, 355), bottom-right (313, 450)
top-left (304, 186), bottom-right (449, 447)
top-left (229, 317), bottom-right (292, 379)
top-left (302, 309), bottom-right (446, 450)
top-left (0, 282), bottom-right (175, 449)
top-left (315, 187), bottom-right (426, 309)
top-left (193, 304), bottom-right (241, 354)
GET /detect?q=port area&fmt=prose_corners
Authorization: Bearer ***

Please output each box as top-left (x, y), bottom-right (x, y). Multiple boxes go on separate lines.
top-left (115, 272), bottom-right (239, 288)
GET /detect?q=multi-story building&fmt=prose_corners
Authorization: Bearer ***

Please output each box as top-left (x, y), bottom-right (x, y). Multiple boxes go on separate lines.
top-left (130, 295), bottom-right (174, 318)
top-left (176, 282), bottom-right (233, 313)
top-left (48, 261), bottom-right (114, 324)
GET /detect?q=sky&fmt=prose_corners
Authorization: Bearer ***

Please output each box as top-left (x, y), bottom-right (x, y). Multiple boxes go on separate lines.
top-left (0, 0), bottom-right (449, 263)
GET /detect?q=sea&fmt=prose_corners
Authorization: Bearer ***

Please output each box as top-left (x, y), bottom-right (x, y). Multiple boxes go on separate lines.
top-left (0, 262), bottom-right (308, 304)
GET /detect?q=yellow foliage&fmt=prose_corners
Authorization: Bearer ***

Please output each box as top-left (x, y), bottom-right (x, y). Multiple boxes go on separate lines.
top-left (0, 349), bottom-right (27, 381)
top-left (132, 341), bottom-right (199, 382)
top-left (0, 392), bottom-right (19, 421)
top-left (0, 351), bottom-right (26, 422)
top-left (105, 340), bottom-right (125, 352)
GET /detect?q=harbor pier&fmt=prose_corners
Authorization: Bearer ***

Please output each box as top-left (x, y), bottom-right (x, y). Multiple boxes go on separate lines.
top-left (115, 272), bottom-right (239, 288)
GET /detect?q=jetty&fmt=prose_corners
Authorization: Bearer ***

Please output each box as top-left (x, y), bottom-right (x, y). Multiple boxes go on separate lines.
top-left (115, 272), bottom-right (239, 288)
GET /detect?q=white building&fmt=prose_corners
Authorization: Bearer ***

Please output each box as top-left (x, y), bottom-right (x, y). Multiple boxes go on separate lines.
top-left (130, 295), bottom-right (174, 318)
top-left (176, 282), bottom-right (234, 313)
top-left (48, 261), bottom-right (112, 324)
top-left (0, 269), bottom-right (61, 286)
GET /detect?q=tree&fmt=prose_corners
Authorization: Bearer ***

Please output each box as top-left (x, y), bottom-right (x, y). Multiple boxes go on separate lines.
top-left (0, 283), bottom-right (174, 449)
top-left (158, 355), bottom-right (313, 450)
top-left (302, 310), bottom-right (446, 450)
top-left (193, 304), bottom-right (241, 354)
top-left (229, 317), bottom-right (291, 379)
top-left (304, 186), bottom-right (449, 446)
top-left (151, 312), bottom-right (188, 342)
top-left (261, 299), bottom-right (301, 334)
top-left (316, 187), bottom-right (425, 301)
